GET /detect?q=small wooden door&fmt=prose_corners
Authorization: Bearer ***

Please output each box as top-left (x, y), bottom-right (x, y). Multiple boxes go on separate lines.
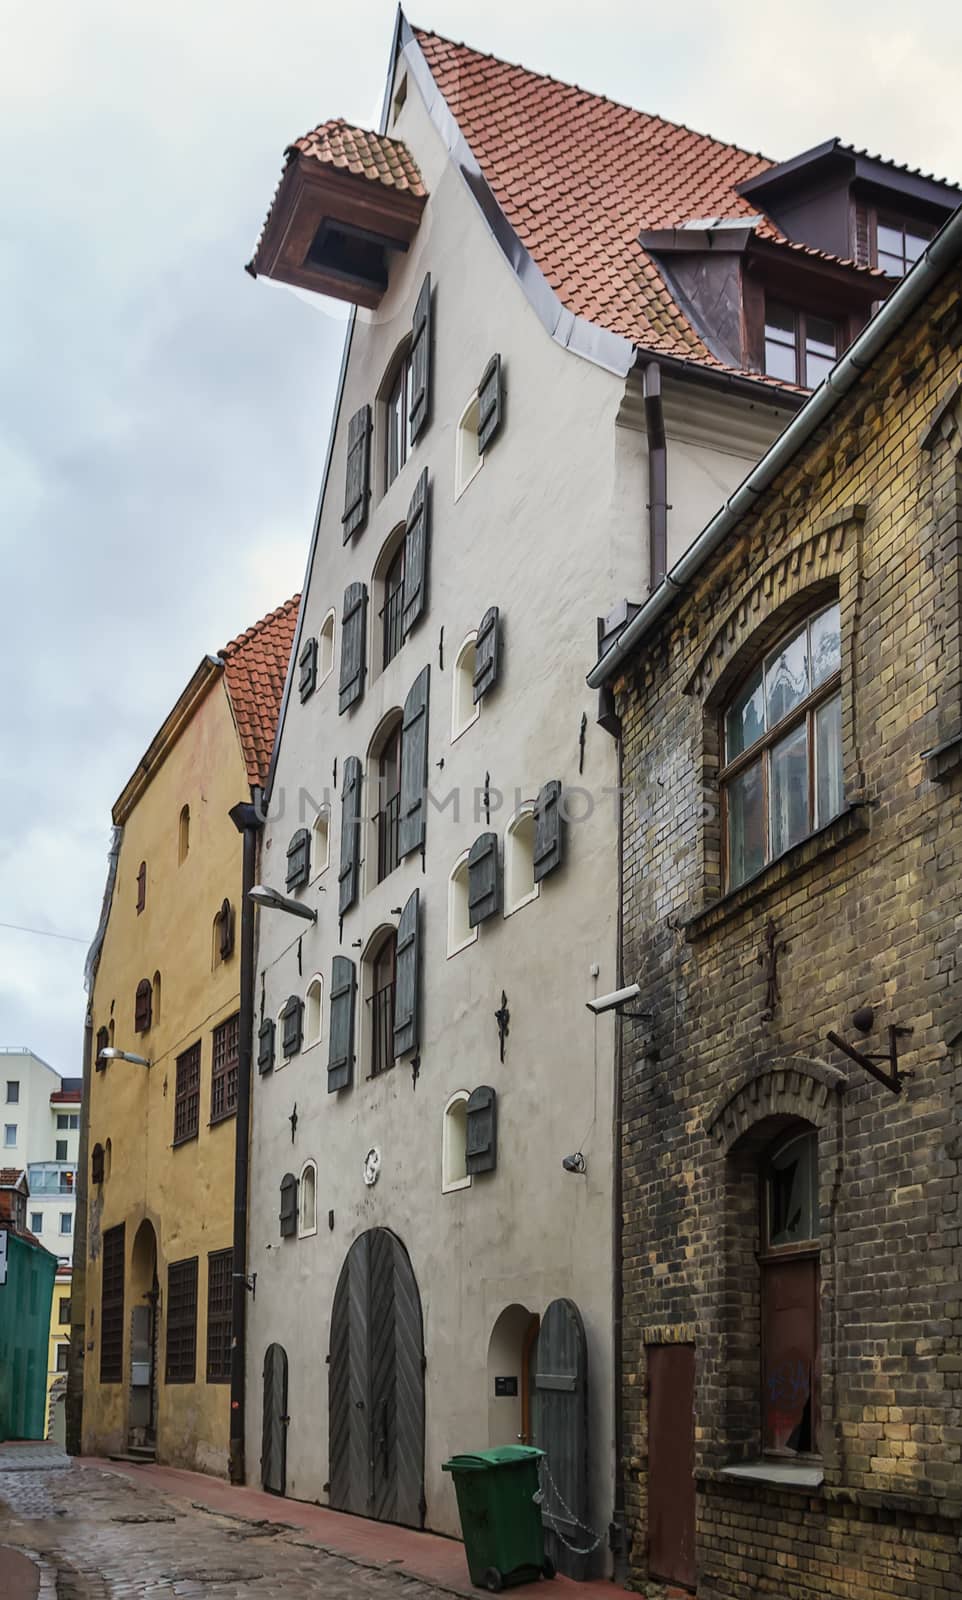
top-left (534, 1298), bottom-right (588, 1579)
top-left (647, 1343), bottom-right (695, 1591)
top-left (261, 1342), bottom-right (289, 1496)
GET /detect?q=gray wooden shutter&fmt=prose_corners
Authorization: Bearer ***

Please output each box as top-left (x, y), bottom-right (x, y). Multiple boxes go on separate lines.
top-left (328, 955), bottom-right (356, 1092)
top-left (218, 898), bottom-right (235, 961)
top-left (281, 996), bottom-right (303, 1058)
top-left (299, 636), bottom-right (318, 701)
top-left (342, 404), bottom-right (372, 541)
top-left (409, 274), bottom-right (432, 442)
top-left (472, 606), bottom-right (500, 703)
top-left (393, 890), bottom-right (420, 1058)
top-left (279, 1174), bottom-right (298, 1238)
top-left (338, 756), bottom-right (362, 917)
top-left (286, 828), bottom-right (310, 891)
top-left (477, 354), bottom-right (503, 453)
top-left (467, 832), bottom-right (500, 925)
top-left (257, 1018), bottom-right (275, 1075)
top-left (338, 582), bottom-right (368, 714)
top-left (534, 779), bottom-right (565, 883)
top-left (466, 1086), bottom-right (497, 1174)
top-left (399, 666), bottom-right (430, 860)
top-left (134, 978), bottom-right (152, 1033)
top-left (401, 469), bottom-right (430, 637)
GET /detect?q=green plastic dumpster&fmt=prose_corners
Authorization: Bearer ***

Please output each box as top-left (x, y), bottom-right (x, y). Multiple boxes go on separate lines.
top-left (442, 1445), bottom-right (554, 1592)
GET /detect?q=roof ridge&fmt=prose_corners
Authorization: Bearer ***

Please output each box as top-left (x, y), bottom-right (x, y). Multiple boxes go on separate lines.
top-left (220, 594), bottom-right (300, 660)
top-left (411, 23), bottom-right (773, 169)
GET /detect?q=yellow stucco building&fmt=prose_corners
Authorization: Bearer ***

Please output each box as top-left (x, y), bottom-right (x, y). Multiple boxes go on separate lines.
top-left (80, 598), bottom-right (296, 1474)
top-left (46, 1265), bottom-right (72, 1443)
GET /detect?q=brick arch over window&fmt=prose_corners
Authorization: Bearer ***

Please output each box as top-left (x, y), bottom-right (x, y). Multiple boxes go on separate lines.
top-left (706, 1054), bottom-right (846, 1155)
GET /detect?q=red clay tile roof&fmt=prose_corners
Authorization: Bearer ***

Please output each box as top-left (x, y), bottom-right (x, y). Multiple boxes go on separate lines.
top-left (0, 1168), bottom-right (25, 1188)
top-left (290, 119), bottom-right (426, 196)
top-left (222, 596), bottom-right (300, 789)
top-left (413, 29), bottom-right (881, 375)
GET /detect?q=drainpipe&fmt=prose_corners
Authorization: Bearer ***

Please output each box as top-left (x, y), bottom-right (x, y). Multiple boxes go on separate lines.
top-left (644, 362), bottom-right (668, 591)
top-left (66, 1006), bottom-right (95, 1455)
top-left (610, 730), bottom-right (628, 1582)
top-left (228, 794), bottom-right (263, 1485)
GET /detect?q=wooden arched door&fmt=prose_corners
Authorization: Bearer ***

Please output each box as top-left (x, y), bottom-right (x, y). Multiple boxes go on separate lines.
top-left (535, 1297), bottom-right (589, 1578)
top-left (261, 1342), bottom-right (289, 1495)
top-left (329, 1228), bottom-right (425, 1527)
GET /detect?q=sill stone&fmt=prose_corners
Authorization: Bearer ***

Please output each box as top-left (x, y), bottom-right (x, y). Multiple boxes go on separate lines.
top-left (714, 1460), bottom-right (824, 1490)
top-left (922, 728), bottom-right (962, 782)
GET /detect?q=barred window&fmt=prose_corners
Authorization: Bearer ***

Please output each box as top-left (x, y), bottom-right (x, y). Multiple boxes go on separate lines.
top-left (206, 1249), bottom-right (233, 1384)
top-left (173, 1042), bottom-right (201, 1145)
top-left (165, 1257), bottom-right (198, 1383)
top-left (210, 1015), bottom-right (239, 1124)
top-left (100, 1224), bottom-right (125, 1383)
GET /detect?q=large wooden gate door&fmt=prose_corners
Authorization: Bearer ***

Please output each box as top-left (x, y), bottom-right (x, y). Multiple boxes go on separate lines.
top-left (647, 1343), bottom-right (696, 1590)
top-left (534, 1298), bottom-right (588, 1579)
top-left (261, 1342), bottom-right (289, 1495)
top-left (329, 1229), bottom-right (425, 1527)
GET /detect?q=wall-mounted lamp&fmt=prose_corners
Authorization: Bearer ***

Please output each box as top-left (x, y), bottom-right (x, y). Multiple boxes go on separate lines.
top-left (248, 885), bottom-right (318, 923)
top-left (562, 1152), bottom-right (587, 1175)
top-left (98, 1048), bottom-right (151, 1068)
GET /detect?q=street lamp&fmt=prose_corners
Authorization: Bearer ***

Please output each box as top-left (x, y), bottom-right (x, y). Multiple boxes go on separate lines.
top-left (248, 885), bottom-right (318, 923)
top-left (98, 1048), bottom-right (151, 1067)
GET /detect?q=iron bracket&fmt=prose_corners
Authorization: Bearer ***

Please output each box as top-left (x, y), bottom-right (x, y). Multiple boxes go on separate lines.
top-left (233, 1272), bottom-right (257, 1301)
top-left (826, 1024), bottom-right (913, 1095)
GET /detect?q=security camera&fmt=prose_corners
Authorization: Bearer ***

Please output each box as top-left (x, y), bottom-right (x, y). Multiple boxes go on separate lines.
top-left (585, 983), bottom-right (642, 1016)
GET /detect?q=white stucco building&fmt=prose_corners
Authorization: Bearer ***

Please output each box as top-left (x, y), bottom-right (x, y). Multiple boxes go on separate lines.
top-left (241, 13), bottom-right (914, 1573)
top-left (1, 1047), bottom-right (81, 1263)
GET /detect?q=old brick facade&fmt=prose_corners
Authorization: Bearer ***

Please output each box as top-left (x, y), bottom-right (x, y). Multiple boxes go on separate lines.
top-left (613, 258), bottom-right (962, 1598)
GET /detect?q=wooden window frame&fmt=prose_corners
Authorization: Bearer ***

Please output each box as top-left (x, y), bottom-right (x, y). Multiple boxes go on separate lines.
top-left (100, 1223), bottom-right (125, 1383)
top-left (385, 351), bottom-right (414, 488)
top-left (870, 210), bottom-right (935, 278)
top-left (165, 1256), bottom-right (198, 1384)
top-left (210, 1014), bottom-right (239, 1125)
top-left (205, 1248), bottom-right (232, 1384)
top-left (367, 930), bottom-right (397, 1078)
top-left (763, 298), bottom-right (841, 388)
top-left (173, 1041), bottom-right (201, 1146)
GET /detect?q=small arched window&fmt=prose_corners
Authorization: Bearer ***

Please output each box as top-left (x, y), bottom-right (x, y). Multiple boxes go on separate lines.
top-left (178, 804), bottom-right (190, 864)
top-left (312, 809), bottom-right (330, 878)
top-left (136, 861), bottom-right (147, 914)
top-left (760, 1126), bottom-right (819, 1454)
top-left (373, 525), bottom-right (407, 674)
top-left (152, 971), bottom-right (162, 1026)
top-left (319, 609), bottom-right (336, 684)
top-left (504, 806), bottom-right (539, 917)
top-left (455, 393), bottom-right (483, 499)
top-left (299, 1161), bottom-right (317, 1237)
top-left (369, 713), bottom-right (403, 885)
top-left (95, 1026), bottom-right (110, 1072)
top-left (384, 342), bottom-right (413, 488)
top-left (365, 928), bottom-right (397, 1078)
top-left (134, 978), bottom-right (152, 1034)
top-left (442, 1092), bottom-right (471, 1193)
top-left (448, 851), bottom-right (477, 957)
top-left (722, 601), bottom-right (842, 890)
top-left (452, 634), bottom-right (480, 741)
top-left (274, 1006), bottom-right (287, 1071)
top-left (91, 1143), bottom-right (105, 1185)
top-left (305, 976), bottom-right (324, 1049)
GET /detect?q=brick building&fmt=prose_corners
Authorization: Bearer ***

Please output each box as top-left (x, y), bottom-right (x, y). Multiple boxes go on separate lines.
top-left (590, 211), bottom-right (962, 1596)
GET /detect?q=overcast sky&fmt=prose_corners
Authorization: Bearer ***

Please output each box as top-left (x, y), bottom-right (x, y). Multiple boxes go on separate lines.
top-left (2, 0), bottom-right (961, 1076)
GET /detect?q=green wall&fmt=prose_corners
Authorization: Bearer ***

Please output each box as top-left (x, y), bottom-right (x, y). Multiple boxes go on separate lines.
top-left (0, 1232), bottom-right (57, 1440)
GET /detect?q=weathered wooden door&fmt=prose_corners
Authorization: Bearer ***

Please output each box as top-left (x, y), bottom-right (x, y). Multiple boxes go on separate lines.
top-left (261, 1342), bottom-right (289, 1496)
top-left (329, 1229), bottom-right (425, 1527)
top-left (534, 1298), bottom-right (588, 1579)
top-left (647, 1343), bottom-right (695, 1591)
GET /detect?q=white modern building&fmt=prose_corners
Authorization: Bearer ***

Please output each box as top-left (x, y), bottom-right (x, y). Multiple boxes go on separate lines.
top-left (1, 1047), bottom-right (81, 1263)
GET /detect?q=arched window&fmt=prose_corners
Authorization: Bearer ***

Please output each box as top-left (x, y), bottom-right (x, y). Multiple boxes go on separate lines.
top-left (136, 861), bottom-right (147, 914)
top-left (312, 808), bottom-right (330, 878)
top-left (319, 609), bottom-right (336, 684)
top-left (368, 712), bottom-right (403, 885)
top-left (134, 978), bottom-right (152, 1034)
top-left (178, 804), bottom-right (190, 864)
top-left (442, 1092), bottom-right (471, 1192)
top-left (91, 1143), bottom-right (105, 1185)
top-left (152, 972), bottom-right (162, 1026)
top-left (504, 805), bottom-right (539, 917)
top-left (274, 1006), bottom-right (287, 1071)
top-left (305, 976), bottom-right (324, 1049)
top-left (95, 1026), bottom-right (109, 1072)
top-left (760, 1126), bottom-right (819, 1454)
top-left (364, 928), bottom-right (397, 1078)
top-left (298, 1160), bottom-right (317, 1237)
top-left (372, 524), bottom-right (407, 675)
top-left (448, 851), bottom-right (477, 957)
top-left (383, 341), bottom-right (413, 489)
top-left (455, 393), bottom-right (482, 499)
top-left (721, 600), bottom-right (842, 890)
top-left (452, 633), bottom-right (480, 741)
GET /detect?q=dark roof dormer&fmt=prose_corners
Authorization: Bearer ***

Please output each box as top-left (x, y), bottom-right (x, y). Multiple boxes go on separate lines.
top-left (247, 119), bottom-right (427, 308)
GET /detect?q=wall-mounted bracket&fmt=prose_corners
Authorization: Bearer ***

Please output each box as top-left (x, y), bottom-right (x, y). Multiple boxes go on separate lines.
top-left (826, 1024), bottom-right (913, 1095)
top-left (233, 1272), bottom-right (257, 1301)
top-left (495, 990), bottom-right (510, 1062)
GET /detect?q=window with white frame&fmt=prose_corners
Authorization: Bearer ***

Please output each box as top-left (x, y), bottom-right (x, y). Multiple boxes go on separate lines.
top-left (455, 394), bottom-right (483, 499)
top-left (4, 1125), bottom-right (17, 1148)
top-left (312, 809), bottom-right (330, 878)
top-left (299, 1161), bottom-right (317, 1237)
top-left (319, 610), bottom-right (336, 684)
top-left (385, 347), bottom-right (414, 489)
top-left (452, 634), bottom-right (480, 741)
top-left (447, 852), bottom-right (478, 957)
top-left (305, 976), bottom-right (324, 1049)
top-left (274, 1006), bottom-right (287, 1071)
top-left (503, 806), bottom-right (539, 916)
top-left (442, 1092), bottom-right (472, 1192)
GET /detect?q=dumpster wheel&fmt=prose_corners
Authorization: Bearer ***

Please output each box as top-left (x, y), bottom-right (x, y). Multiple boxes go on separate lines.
top-left (483, 1569), bottom-right (503, 1592)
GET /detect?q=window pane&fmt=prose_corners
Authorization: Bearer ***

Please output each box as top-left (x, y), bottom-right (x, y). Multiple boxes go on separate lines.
top-left (765, 625), bottom-right (809, 728)
top-left (725, 665), bottom-right (765, 759)
top-left (816, 692), bottom-right (843, 827)
top-left (768, 1130), bottom-right (817, 1244)
top-left (804, 347), bottom-right (836, 387)
top-left (770, 722), bottom-right (810, 858)
top-left (764, 336), bottom-right (797, 384)
top-left (809, 603), bottom-right (841, 686)
top-left (727, 758), bottom-right (765, 888)
top-left (904, 228), bottom-right (929, 265)
top-left (764, 300), bottom-right (794, 338)
top-left (876, 222), bottom-right (903, 259)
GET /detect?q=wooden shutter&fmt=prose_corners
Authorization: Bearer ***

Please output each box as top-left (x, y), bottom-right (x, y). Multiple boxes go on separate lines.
top-left (466, 1086), bottom-right (497, 1174)
top-left (96, 1026), bottom-right (109, 1070)
top-left (409, 273), bottom-right (432, 442)
top-left (338, 756), bottom-right (362, 917)
top-left (533, 779), bottom-right (565, 883)
top-left (342, 403), bottom-right (372, 540)
top-left (299, 636), bottom-right (318, 701)
top-left (218, 898), bottom-right (235, 961)
top-left (257, 1018), bottom-right (275, 1076)
top-left (399, 665), bottom-right (430, 860)
top-left (401, 469), bottom-right (430, 637)
top-left (286, 828), bottom-right (311, 891)
top-left (477, 354), bottom-right (503, 453)
top-left (328, 955), bottom-right (356, 1092)
top-left (467, 832), bottom-right (500, 925)
top-left (472, 606), bottom-right (500, 703)
top-left (338, 582), bottom-right (368, 714)
top-left (91, 1144), bottom-right (105, 1184)
top-left (279, 1173), bottom-right (298, 1238)
top-left (281, 996), bottom-right (303, 1058)
top-left (393, 890), bottom-right (420, 1058)
top-left (134, 978), bottom-right (152, 1034)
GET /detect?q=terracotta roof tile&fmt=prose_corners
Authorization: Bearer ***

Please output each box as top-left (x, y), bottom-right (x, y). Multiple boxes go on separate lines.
top-left (290, 119), bottom-right (426, 196)
top-left (221, 596), bottom-right (300, 789)
top-left (0, 1169), bottom-right (25, 1188)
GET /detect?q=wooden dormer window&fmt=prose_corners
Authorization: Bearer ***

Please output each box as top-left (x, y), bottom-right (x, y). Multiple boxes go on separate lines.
top-left (764, 300), bottom-right (839, 388)
top-left (874, 216), bottom-right (932, 278)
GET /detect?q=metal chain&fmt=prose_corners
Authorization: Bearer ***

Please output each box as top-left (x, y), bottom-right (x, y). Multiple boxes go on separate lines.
top-left (534, 1457), bottom-right (605, 1557)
